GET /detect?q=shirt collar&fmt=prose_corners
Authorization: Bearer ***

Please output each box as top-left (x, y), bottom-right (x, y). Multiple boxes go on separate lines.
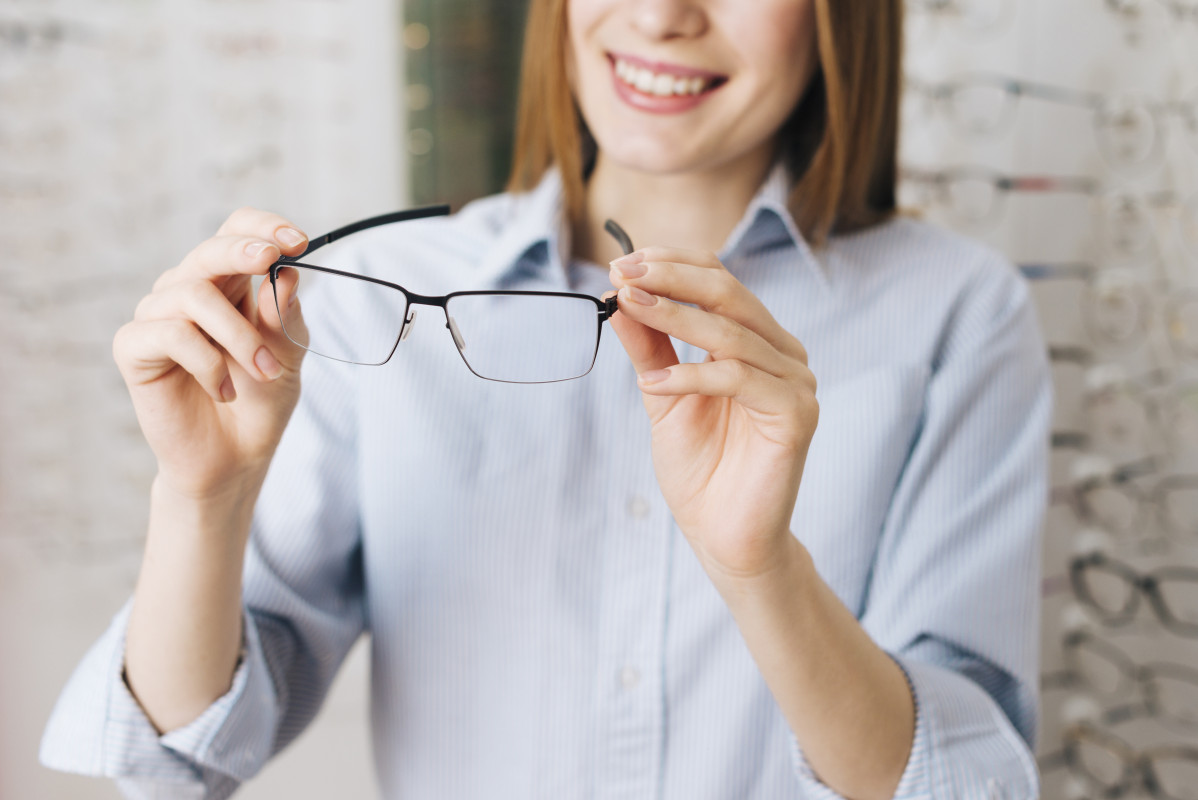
top-left (718, 160), bottom-right (828, 289)
top-left (474, 169), bottom-right (572, 291)
top-left (474, 160), bottom-right (827, 291)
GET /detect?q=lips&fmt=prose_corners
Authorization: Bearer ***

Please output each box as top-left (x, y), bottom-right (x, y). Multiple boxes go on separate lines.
top-left (606, 51), bottom-right (727, 113)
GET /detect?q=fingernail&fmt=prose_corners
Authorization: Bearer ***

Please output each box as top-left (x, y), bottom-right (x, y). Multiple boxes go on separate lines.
top-left (610, 251), bottom-right (644, 267)
top-left (276, 227), bottom-right (306, 247)
top-left (255, 346), bottom-right (283, 380)
top-left (287, 289), bottom-right (298, 307)
top-left (639, 369), bottom-right (670, 385)
top-left (614, 260), bottom-right (647, 279)
top-left (622, 285), bottom-right (657, 306)
top-left (245, 241), bottom-right (271, 259)
top-left (219, 375), bottom-right (237, 402)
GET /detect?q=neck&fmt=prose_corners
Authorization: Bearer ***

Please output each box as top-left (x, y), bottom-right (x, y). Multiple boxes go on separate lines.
top-left (573, 145), bottom-right (778, 266)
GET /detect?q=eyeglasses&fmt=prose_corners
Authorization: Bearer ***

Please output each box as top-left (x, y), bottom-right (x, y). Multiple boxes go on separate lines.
top-left (1050, 346), bottom-right (1176, 457)
top-left (1105, 0), bottom-right (1198, 24)
top-left (1050, 455), bottom-right (1169, 544)
top-left (1039, 721), bottom-right (1198, 799)
top-left (901, 167), bottom-right (1097, 230)
top-left (269, 206), bottom-right (635, 383)
top-left (905, 74), bottom-right (1198, 168)
top-left (1027, 266), bottom-right (1198, 361)
top-left (1071, 551), bottom-right (1198, 637)
top-left (1042, 629), bottom-right (1198, 733)
top-left (903, 169), bottom-right (1198, 256)
top-left (905, 0), bottom-right (1015, 37)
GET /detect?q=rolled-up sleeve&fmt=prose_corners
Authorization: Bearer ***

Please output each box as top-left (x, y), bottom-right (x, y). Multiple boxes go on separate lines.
top-left (790, 255), bottom-right (1051, 799)
top-left (40, 301), bottom-right (366, 799)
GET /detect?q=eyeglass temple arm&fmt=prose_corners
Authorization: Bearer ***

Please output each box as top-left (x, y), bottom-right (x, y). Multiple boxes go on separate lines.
top-left (284, 204), bottom-right (452, 261)
top-left (601, 219), bottom-right (635, 321)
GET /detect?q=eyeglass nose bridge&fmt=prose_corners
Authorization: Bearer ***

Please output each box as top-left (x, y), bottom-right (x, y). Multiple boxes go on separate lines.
top-left (400, 294), bottom-right (468, 353)
top-left (399, 308), bottom-right (418, 342)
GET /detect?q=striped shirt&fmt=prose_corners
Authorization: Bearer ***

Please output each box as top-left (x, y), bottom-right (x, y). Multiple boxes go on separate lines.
top-left (41, 163), bottom-right (1051, 799)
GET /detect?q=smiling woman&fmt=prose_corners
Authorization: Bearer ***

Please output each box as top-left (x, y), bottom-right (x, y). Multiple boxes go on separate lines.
top-left (509, 0), bottom-right (901, 244)
top-left (40, 2), bottom-right (1048, 799)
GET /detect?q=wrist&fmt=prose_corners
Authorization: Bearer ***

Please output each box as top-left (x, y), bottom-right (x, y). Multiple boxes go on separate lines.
top-left (149, 472), bottom-right (264, 548)
top-left (705, 533), bottom-right (816, 607)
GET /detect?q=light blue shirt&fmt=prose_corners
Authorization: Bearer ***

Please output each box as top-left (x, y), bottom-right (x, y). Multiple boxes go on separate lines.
top-left (41, 164), bottom-right (1051, 799)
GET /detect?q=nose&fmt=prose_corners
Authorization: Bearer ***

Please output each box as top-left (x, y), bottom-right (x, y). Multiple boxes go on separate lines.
top-left (628, 0), bottom-right (708, 40)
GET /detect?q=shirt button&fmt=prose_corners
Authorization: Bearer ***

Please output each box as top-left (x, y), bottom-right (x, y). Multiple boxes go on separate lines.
top-left (619, 666), bottom-right (641, 689)
top-left (627, 495), bottom-right (650, 519)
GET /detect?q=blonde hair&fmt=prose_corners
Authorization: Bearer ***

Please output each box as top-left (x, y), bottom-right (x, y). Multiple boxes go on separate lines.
top-left (505, 0), bottom-right (903, 246)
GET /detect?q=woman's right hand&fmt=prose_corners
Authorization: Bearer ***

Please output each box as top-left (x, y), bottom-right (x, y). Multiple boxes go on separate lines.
top-left (114, 207), bottom-right (312, 502)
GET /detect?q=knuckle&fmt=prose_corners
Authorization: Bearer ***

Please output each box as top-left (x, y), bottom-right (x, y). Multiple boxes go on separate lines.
top-left (164, 318), bottom-right (198, 349)
top-left (133, 293), bottom-right (155, 321)
top-left (189, 278), bottom-right (225, 307)
top-left (230, 205), bottom-right (259, 223)
top-left (152, 266), bottom-right (177, 292)
top-left (217, 206), bottom-right (260, 236)
top-left (725, 359), bottom-right (753, 385)
top-left (795, 391), bottom-right (820, 424)
top-left (112, 322), bottom-right (136, 362)
top-left (791, 336), bottom-right (809, 363)
top-left (721, 314), bottom-right (747, 343)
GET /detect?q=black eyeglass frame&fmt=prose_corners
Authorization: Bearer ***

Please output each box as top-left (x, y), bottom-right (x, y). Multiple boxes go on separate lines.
top-left (1070, 551), bottom-right (1198, 638)
top-left (268, 205), bottom-right (634, 383)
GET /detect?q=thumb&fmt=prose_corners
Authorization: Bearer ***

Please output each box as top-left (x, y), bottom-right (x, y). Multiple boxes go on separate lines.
top-left (257, 267), bottom-right (308, 370)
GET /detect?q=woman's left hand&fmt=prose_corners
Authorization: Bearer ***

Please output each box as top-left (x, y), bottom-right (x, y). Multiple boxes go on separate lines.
top-left (607, 247), bottom-right (819, 583)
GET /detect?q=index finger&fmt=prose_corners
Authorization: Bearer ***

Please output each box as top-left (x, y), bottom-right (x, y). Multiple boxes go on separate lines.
top-left (155, 208), bottom-right (309, 291)
top-left (610, 252), bottom-right (806, 364)
top-left (154, 234), bottom-right (284, 292)
top-left (216, 206), bottom-right (309, 255)
top-left (622, 245), bottom-right (724, 271)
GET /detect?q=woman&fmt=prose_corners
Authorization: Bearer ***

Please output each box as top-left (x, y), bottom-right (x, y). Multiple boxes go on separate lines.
top-left (42, 1), bottom-right (1050, 798)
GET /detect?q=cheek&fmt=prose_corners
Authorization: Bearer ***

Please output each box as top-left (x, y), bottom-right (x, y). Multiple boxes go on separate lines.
top-left (730, 1), bottom-right (818, 109)
top-left (565, 0), bottom-right (611, 101)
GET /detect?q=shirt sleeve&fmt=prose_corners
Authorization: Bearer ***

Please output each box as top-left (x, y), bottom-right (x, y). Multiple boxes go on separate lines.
top-left (40, 311), bottom-right (366, 799)
top-left (789, 254), bottom-right (1050, 799)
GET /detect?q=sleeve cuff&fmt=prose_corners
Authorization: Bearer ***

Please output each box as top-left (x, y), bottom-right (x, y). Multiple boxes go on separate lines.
top-left (40, 598), bottom-right (279, 786)
top-left (788, 654), bottom-right (1038, 799)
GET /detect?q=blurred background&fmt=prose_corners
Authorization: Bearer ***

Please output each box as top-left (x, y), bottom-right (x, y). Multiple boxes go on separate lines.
top-left (3, 0), bottom-right (1198, 798)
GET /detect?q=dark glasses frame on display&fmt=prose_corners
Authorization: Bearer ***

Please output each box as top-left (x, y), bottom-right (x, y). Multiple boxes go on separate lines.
top-left (1041, 629), bottom-right (1198, 733)
top-left (1071, 551), bottom-right (1198, 637)
top-left (1039, 721), bottom-right (1198, 799)
top-left (268, 207), bottom-right (636, 383)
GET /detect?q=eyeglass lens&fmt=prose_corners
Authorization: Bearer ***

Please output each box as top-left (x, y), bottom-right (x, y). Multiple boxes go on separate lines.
top-left (277, 264), bottom-right (409, 366)
top-left (444, 293), bottom-right (602, 383)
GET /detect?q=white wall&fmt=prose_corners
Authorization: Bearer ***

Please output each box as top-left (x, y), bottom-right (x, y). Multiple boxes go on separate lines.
top-left (1, 1), bottom-right (404, 797)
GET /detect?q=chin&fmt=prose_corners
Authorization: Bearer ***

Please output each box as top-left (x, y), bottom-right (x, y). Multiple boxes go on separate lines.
top-left (591, 134), bottom-right (715, 177)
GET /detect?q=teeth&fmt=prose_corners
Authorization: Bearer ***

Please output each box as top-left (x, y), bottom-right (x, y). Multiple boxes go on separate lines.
top-left (613, 58), bottom-right (713, 97)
